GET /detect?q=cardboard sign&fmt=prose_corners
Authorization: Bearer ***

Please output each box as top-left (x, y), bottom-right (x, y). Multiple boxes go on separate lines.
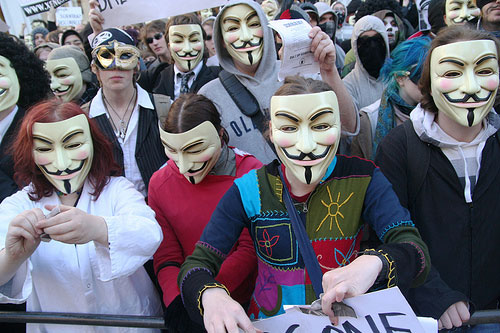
top-left (56, 6), bottom-right (82, 27)
top-left (251, 288), bottom-right (436, 333)
top-left (95, 0), bottom-right (230, 29)
top-left (18, 0), bottom-right (70, 17)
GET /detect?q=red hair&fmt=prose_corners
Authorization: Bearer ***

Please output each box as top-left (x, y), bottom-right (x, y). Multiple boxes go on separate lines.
top-left (12, 99), bottom-right (120, 201)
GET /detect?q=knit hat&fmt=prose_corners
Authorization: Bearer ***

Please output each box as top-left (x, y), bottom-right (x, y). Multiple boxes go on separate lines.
top-left (476, 0), bottom-right (493, 9)
top-left (47, 45), bottom-right (92, 83)
top-left (91, 28), bottom-right (135, 49)
top-left (61, 29), bottom-right (84, 46)
top-left (279, 4), bottom-right (311, 22)
top-left (32, 26), bottom-right (49, 39)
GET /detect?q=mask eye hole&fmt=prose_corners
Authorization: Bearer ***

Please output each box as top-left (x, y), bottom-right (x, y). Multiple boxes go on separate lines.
top-left (120, 52), bottom-right (133, 60)
top-left (35, 147), bottom-right (52, 153)
top-left (443, 71), bottom-right (462, 78)
top-left (477, 68), bottom-right (494, 76)
top-left (280, 125), bottom-right (298, 133)
top-left (312, 124), bottom-right (331, 131)
top-left (100, 50), bottom-right (114, 59)
top-left (65, 143), bottom-right (82, 149)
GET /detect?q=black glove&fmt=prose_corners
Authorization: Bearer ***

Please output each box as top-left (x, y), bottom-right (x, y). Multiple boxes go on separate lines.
top-left (164, 295), bottom-right (205, 333)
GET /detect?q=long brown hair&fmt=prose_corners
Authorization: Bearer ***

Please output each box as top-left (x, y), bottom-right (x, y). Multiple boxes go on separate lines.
top-left (12, 99), bottom-right (120, 201)
top-left (419, 26), bottom-right (500, 114)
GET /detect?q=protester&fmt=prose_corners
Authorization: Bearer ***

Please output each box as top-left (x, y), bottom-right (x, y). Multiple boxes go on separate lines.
top-left (86, 28), bottom-right (167, 196)
top-left (376, 26), bottom-right (500, 331)
top-left (261, 0), bottom-right (279, 21)
top-left (31, 26), bottom-right (49, 47)
top-left (33, 42), bottom-right (60, 61)
top-left (60, 29), bottom-right (85, 51)
top-left (150, 93), bottom-right (261, 332)
top-left (137, 14), bottom-right (220, 100)
top-left (0, 33), bottom-right (51, 203)
top-left (0, 99), bottom-right (162, 332)
top-left (179, 76), bottom-right (430, 332)
top-left (198, 0), bottom-right (357, 164)
top-left (46, 45), bottom-right (98, 105)
top-left (476, 0), bottom-right (500, 38)
top-left (351, 37), bottom-right (431, 159)
top-left (140, 20), bottom-right (171, 70)
top-left (342, 16), bottom-right (390, 110)
top-left (202, 16), bottom-right (219, 66)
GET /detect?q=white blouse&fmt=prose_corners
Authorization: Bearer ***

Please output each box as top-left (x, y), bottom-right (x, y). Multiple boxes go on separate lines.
top-left (0, 176), bottom-right (163, 332)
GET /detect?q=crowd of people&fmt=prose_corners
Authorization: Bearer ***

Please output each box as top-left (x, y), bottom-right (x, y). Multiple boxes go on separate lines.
top-left (0, 0), bottom-right (499, 332)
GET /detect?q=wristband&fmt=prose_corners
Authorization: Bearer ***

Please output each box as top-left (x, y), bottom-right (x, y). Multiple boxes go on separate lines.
top-left (361, 248), bottom-right (396, 288)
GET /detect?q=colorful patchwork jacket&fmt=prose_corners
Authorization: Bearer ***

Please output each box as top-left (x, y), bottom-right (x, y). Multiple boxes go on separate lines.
top-left (179, 157), bottom-right (430, 323)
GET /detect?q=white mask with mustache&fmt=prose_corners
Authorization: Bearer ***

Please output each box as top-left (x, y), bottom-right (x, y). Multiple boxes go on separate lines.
top-left (168, 24), bottom-right (204, 72)
top-left (430, 40), bottom-right (499, 127)
top-left (0, 55), bottom-right (20, 113)
top-left (46, 57), bottom-right (84, 103)
top-left (221, 4), bottom-right (264, 66)
top-left (271, 91), bottom-right (341, 185)
top-left (33, 114), bottom-right (94, 194)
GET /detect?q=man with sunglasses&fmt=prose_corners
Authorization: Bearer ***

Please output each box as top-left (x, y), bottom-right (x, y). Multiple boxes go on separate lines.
top-left (138, 14), bottom-right (221, 101)
top-left (202, 16), bottom-right (219, 67)
top-left (141, 20), bottom-right (171, 71)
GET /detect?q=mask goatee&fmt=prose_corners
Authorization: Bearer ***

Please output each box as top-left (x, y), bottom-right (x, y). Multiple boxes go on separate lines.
top-left (467, 108), bottom-right (475, 127)
top-left (304, 166), bottom-right (312, 184)
top-left (247, 51), bottom-right (254, 65)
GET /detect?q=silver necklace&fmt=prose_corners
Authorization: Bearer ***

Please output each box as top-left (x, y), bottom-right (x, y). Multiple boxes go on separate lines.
top-left (102, 89), bottom-right (137, 141)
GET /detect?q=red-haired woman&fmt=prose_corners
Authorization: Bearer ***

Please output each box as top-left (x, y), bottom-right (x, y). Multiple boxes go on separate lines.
top-left (0, 99), bottom-right (163, 332)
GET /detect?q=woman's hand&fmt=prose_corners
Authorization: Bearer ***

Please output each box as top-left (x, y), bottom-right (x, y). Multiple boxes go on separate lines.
top-left (321, 255), bottom-right (382, 325)
top-left (89, 0), bottom-right (105, 35)
top-left (309, 26), bottom-right (336, 74)
top-left (201, 287), bottom-right (260, 333)
top-left (37, 205), bottom-right (108, 246)
top-left (438, 301), bottom-right (470, 330)
top-left (5, 208), bottom-right (45, 262)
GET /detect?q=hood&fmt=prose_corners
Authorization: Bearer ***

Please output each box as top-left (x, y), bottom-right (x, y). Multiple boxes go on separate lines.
top-left (411, 104), bottom-right (500, 148)
top-left (372, 10), bottom-right (406, 48)
top-left (214, 0), bottom-right (278, 83)
top-left (351, 15), bottom-right (390, 74)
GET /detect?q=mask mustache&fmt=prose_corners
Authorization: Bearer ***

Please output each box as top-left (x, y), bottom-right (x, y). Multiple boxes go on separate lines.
top-left (443, 91), bottom-right (492, 103)
top-left (41, 159), bottom-right (85, 176)
top-left (281, 146), bottom-right (331, 161)
top-left (177, 51), bottom-right (199, 58)
top-left (231, 39), bottom-right (262, 50)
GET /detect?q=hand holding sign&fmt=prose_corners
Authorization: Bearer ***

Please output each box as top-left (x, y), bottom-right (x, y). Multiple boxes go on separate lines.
top-left (321, 255), bottom-right (382, 325)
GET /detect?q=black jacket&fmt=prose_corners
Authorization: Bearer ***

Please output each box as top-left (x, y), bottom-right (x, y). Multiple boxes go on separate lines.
top-left (0, 107), bottom-right (26, 203)
top-left (138, 62), bottom-right (220, 99)
top-left (93, 104), bottom-right (167, 193)
top-left (375, 121), bottom-right (500, 318)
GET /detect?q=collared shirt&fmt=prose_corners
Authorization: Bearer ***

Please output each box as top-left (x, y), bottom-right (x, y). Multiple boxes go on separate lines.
top-left (0, 105), bottom-right (18, 144)
top-left (173, 61), bottom-right (203, 100)
top-left (88, 85), bottom-right (154, 197)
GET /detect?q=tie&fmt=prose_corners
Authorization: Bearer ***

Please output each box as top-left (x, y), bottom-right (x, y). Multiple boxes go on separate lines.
top-left (179, 72), bottom-right (194, 95)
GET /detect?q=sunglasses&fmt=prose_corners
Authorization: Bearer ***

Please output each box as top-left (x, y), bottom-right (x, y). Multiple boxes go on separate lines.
top-left (146, 32), bottom-right (164, 44)
top-left (206, 35), bottom-right (212, 41)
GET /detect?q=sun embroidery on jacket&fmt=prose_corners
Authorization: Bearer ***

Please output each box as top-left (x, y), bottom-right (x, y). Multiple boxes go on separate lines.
top-left (258, 229), bottom-right (280, 256)
top-left (316, 186), bottom-right (354, 236)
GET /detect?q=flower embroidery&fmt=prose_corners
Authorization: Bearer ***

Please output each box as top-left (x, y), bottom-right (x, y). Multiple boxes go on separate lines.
top-left (257, 229), bottom-right (280, 256)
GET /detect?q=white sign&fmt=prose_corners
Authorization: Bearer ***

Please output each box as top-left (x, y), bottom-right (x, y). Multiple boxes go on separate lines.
top-left (250, 288), bottom-right (437, 333)
top-left (56, 7), bottom-right (82, 27)
top-left (0, 19), bottom-right (8, 33)
top-left (18, 0), bottom-right (70, 17)
top-left (95, 0), bottom-right (230, 29)
top-left (268, 19), bottom-right (321, 81)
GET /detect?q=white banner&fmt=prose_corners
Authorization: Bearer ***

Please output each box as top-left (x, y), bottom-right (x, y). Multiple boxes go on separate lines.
top-left (251, 288), bottom-right (437, 333)
top-left (95, 0), bottom-right (230, 29)
top-left (18, 0), bottom-right (70, 17)
top-left (56, 7), bottom-right (82, 27)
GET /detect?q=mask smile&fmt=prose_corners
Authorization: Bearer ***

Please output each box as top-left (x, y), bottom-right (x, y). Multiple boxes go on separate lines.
top-left (281, 146), bottom-right (331, 166)
top-left (176, 51), bottom-right (200, 60)
top-left (184, 161), bottom-right (208, 176)
top-left (443, 91), bottom-right (492, 107)
top-left (40, 159), bottom-right (86, 179)
top-left (231, 39), bottom-right (262, 52)
top-left (52, 86), bottom-right (71, 95)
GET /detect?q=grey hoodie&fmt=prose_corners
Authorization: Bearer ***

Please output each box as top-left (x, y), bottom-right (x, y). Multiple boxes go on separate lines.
top-left (342, 15), bottom-right (390, 111)
top-left (198, 0), bottom-right (281, 164)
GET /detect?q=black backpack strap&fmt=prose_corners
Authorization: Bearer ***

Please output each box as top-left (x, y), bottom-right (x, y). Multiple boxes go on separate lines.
top-left (219, 70), bottom-right (267, 134)
top-left (403, 120), bottom-right (430, 206)
top-left (219, 70), bottom-right (275, 153)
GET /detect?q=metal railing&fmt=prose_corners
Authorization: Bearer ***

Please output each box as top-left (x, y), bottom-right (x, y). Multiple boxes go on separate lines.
top-left (0, 310), bottom-right (499, 329)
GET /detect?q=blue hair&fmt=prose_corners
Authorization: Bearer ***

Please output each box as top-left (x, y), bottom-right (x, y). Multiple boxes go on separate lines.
top-left (380, 37), bottom-right (432, 96)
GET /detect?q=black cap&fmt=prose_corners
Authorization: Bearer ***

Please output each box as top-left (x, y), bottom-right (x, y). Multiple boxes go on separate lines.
top-left (91, 28), bottom-right (134, 49)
